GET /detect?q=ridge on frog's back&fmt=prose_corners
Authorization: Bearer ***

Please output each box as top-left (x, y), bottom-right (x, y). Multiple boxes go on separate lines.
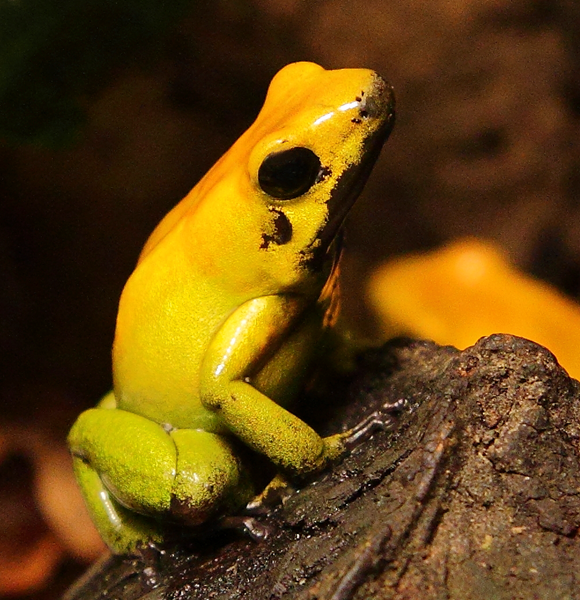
top-left (69, 61), bottom-right (395, 555)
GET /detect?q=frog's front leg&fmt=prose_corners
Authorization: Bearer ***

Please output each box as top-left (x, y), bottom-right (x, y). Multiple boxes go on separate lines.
top-left (200, 294), bottom-right (348, 479)
top-left (68, 407), bottom-right (254, 553)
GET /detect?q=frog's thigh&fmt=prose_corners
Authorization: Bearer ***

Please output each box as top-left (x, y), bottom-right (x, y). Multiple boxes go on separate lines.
top-left (169, 430), bottom-right (254, 524)
top-left (72, 456), bottom-right (166, 554)
top-left (68, 408), bottom-right (176, 515)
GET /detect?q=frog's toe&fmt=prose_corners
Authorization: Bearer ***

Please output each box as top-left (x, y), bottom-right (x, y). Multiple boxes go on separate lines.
top-left (245, 473), bottom-right (294, 514)
top-left (218, 515), bottom-right (272, 541)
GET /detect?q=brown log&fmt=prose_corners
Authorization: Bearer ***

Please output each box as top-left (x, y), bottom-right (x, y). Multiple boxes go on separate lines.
top-left (63, 334), bottom-right (580, 599)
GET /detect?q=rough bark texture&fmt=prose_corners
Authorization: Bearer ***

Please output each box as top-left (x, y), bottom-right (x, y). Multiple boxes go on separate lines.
top-left (64, 334), bottom-right (580, 600)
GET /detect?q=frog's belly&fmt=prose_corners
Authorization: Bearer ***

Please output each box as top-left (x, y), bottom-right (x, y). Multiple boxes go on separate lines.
top-left (113, 321), bottom-right (222, 431)
top-left (112, 265), bottom-right (231, 431)
top-left (113, 303), bottom-right (322, 431)
top-left (111, 255), bottom-right (324, 431)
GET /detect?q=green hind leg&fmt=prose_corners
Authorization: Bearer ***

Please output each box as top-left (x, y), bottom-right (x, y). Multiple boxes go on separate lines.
top-left (69, 407), bottom-right (255, 554)
top-left (72, 457), bottom-right (167, 554)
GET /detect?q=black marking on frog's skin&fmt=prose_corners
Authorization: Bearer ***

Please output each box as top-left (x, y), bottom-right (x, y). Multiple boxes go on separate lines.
top-left (307, 76), bottom-right (395, 270)
top-left (260, 208), bottom-right (292, 249)
top-left (298, 229), bottom-right (344, 275)
top-left (298, 245), bottom-right (326, 273)
top-left (352, 90), bottom-right (375, 123)
top-left (316, 165), bottom-right (332, 183)
top-left (328, 80), bottom-right (395, 242)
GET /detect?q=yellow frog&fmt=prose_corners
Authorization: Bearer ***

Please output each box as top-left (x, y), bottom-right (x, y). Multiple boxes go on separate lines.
top-left (68, 62), bottom-right (395, 554)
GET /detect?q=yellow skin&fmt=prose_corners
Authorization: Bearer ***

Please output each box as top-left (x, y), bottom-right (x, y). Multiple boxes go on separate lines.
top-left (68, 62), bottom-right (395, 554)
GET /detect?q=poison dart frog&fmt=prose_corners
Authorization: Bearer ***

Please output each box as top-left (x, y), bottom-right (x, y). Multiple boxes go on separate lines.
top-left (68, 62), bottom-right (395, 554)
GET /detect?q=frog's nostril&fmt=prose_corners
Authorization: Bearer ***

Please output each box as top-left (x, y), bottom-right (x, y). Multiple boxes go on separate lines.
top-left (359, 99), bottom-right (373, 120)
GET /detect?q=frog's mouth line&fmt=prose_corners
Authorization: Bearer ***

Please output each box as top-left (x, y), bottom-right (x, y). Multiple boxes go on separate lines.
top-left (311, 84), bottom-right (395, 260)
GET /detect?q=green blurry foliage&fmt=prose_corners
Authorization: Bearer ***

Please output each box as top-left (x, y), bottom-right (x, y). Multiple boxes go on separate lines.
top-left (0, 0), bottom-right (195, 146)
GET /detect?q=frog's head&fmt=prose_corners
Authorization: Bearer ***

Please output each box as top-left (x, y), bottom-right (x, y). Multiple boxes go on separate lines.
top-left (250, 61), bottom-right (394, 274)
top-left (170, 62), bottom-right (394, 297)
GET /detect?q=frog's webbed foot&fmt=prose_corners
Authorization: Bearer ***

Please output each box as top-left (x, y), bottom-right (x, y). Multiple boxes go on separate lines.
top-left (217, 515), bottom-right (272, 541)
top-left (134, 541), bottom-right (168, 584)
top-left (343, 398), bottom-right (408, 449)
top-left (214, 473), bottom-right (296, 540)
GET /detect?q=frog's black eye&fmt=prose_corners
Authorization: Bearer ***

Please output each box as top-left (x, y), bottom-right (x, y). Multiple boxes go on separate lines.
top-left (258, 147), bottom-right (321, 200)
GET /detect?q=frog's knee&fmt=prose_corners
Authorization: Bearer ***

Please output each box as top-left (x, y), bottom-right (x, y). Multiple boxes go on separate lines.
top-left (169, 430), bottom-right (255, 524)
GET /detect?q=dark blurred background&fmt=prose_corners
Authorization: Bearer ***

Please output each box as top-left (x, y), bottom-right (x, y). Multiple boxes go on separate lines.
top-left (1, 0), bottom-right (580, 596)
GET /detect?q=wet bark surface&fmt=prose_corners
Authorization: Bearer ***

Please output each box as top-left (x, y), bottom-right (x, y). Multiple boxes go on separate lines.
top-left (64, 334), bottom-right (580, 600)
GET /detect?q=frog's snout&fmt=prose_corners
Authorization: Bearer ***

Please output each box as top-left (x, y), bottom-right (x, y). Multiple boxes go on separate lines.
top-left (314, 72), bottom-right (394, 254)
top-left (361, 74), bottom-right (395, 127)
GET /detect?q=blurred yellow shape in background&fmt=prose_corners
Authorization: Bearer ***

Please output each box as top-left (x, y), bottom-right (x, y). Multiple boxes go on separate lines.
top-left (367, 238), bottom-right (580, 379)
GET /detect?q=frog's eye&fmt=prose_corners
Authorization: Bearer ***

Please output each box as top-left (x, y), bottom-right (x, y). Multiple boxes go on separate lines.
top-left (258, 147), bottom-right (321, 200)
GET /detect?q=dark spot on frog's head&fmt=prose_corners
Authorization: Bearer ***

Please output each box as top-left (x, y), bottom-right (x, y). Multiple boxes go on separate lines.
top-left (298, 245), bottom-right (325, 272)
top-left (316, 165), bottom-right (332, 182)
top-left (351, 117), bottom-right (362, 124)
top-left (260, 208), bottom-right (292, 249)
top-left (355, 95), bottom-right (362, 102)
top-left (299, 229), bottom-right (344, 273)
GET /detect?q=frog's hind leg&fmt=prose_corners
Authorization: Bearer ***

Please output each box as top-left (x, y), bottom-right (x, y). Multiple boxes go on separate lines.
top-left (69, 407), bottom-right (178, 553)
top-left (71, 455), bottom-right (167, 554)
top-left (69, 408), bottom-right (255, 553)
top-left (169, 429), bottom-right (256, 525)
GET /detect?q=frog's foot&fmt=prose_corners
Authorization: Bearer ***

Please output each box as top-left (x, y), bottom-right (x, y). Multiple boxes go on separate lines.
top-left (245, 473), bottom-right (295, 515)
top-left (68, 408), bottom-right (255, 554)
top-left (344, 398), bottom-right (408, 449)
top-left (217, 515), bottom-right (272, 541)
top-left (319, 398), bottom-right (408, 462)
